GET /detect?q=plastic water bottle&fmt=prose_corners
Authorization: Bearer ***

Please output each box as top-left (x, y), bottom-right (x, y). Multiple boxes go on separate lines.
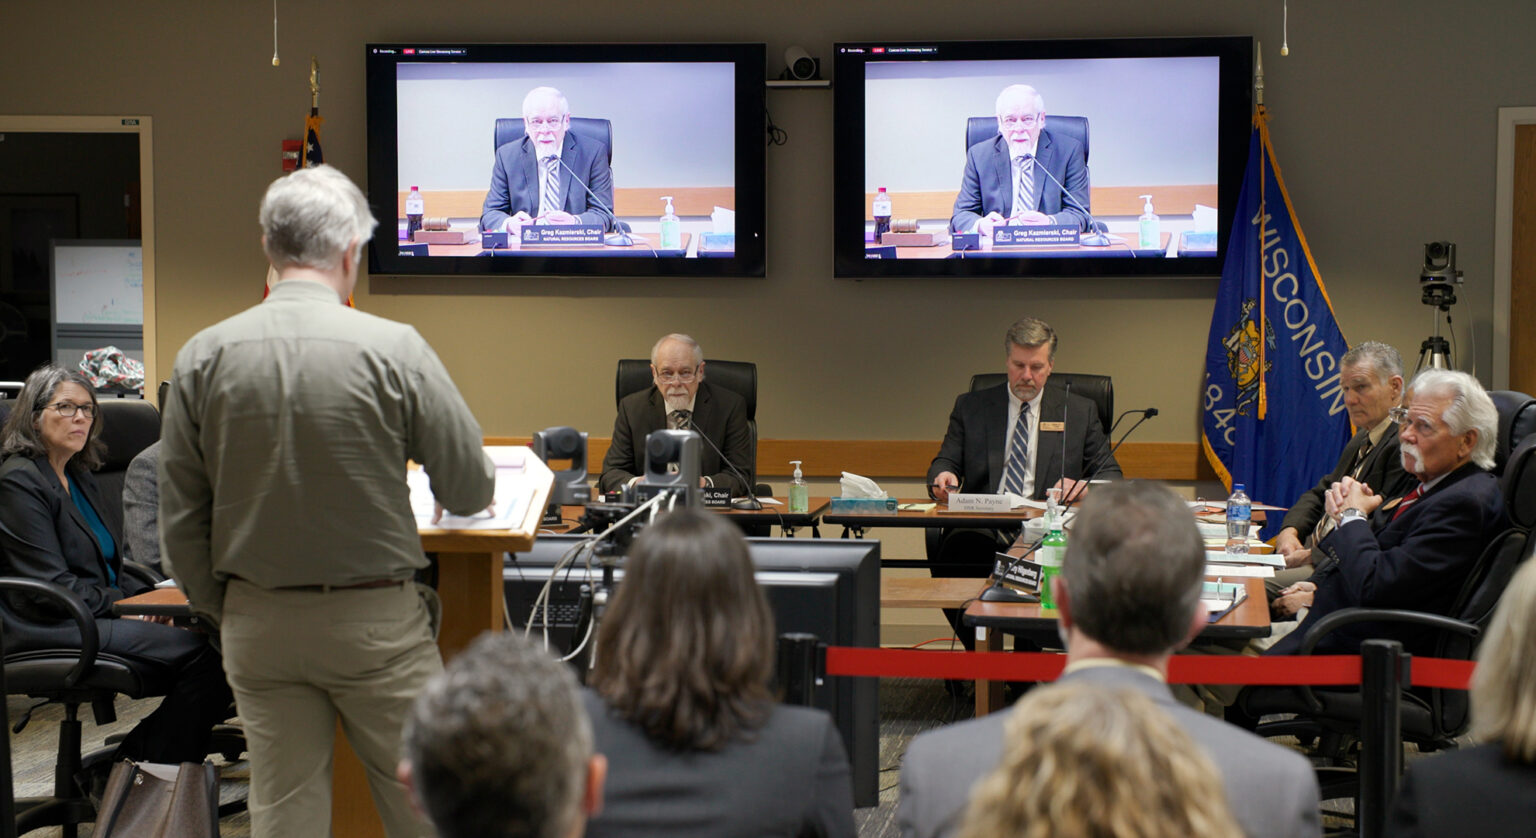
top-left (872, 187), bottom-right (892, 242)
top-left (405, 186), bottom-right (425, 240)
top-left (788, 460), bottom-right (809, 515)
top-left (1225, 483), bottom-right (1252, 556)
top-left (1038, 502), bottom-right (1066, 609)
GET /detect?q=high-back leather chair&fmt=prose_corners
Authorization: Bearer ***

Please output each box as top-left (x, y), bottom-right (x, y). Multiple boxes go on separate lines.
top-left (494, 117), bottom-right (614, 163)
top-left (966, 371), bottom-right (1114, 437)
top-left (90, 399), bottom-right (160, 542)
top-left (615, 359), bottom-right (767, 495)
top-left (1489, 390), bottom-right (1536, 475)
top-left (966, 114), bottom-right (1090, 161)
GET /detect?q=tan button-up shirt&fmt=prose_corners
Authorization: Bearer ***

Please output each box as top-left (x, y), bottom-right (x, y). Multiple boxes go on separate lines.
top-left (159, 279), bottom-right (494, 620)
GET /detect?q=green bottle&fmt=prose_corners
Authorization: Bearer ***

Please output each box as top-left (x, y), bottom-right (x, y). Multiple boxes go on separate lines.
top-left (788, 460), bottom-right (809, 515)
top-left (1038, 507), bottom-right (1066, 609)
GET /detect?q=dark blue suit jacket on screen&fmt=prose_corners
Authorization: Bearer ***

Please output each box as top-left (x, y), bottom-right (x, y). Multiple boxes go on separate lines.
top-left (949, 129), bottom-right (1091, 233)
top-left (480, 131), bottom-right (615, 232)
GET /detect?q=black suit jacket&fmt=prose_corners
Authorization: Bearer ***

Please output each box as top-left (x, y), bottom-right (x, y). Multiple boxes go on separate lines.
top-left (1279, 422), bottom-right (1414, 539)
top-left (1269, 462), bottom-right (1504, 656)
top-left (926, 383), bottom-right (1120, 501)
top-left (479, 131), bottom-right (615, 232)
top-left (949, 130), bottom-right (1092, 233)
top-left (0, 454), bottom-right (150, 625)
top-left (581, 690), bottom-right (856, 838)
top-left (1386, 743), bottom-right (1536, 838)
top-left (599, 380), bottom-right (754, 495)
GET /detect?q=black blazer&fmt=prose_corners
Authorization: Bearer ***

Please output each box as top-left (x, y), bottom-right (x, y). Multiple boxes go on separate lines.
top-left (581, 690), bottom-right (856, 838)
top-left (926, 382), bottom-right (1120, 501)
top-left (1269, 462), bottom-right (1504, 656)
top-left (0, 454), bottom-right (148, 624)
top-left (1386, 743), bottom-right (1536, 837)
top-left (1279, 422), bottom-right (1415, 538)
top-left (599, 380), bottom-right (754, 495)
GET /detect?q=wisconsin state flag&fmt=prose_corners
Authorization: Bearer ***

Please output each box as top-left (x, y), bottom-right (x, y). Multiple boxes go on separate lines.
top-left (1201, 107), bottom-right (1350, 532)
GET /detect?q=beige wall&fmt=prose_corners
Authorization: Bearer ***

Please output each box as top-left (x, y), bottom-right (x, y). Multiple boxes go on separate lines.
top-left (4, 1), bottom-right (1528, 457)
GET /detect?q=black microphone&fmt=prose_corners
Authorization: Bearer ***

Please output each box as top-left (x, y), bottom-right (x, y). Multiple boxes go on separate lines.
top-left (1020, 152), bottom-right (1112, 247)
top-left (1059, 408), bottom-right (1159, 510)
top-left (556, 156), bottom-right (649, 250)
top-left (676, 413), bottom-right (766, 513)
top-left (979, 406), bottom-right (1157, 603)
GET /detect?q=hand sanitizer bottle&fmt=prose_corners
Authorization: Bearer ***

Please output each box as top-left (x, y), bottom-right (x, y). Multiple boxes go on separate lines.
top-left (1138, 194), bottom-right (1160, 250)
top-left (788, 460), bottom-right (809, 514)
top-left (659, 196), bottom-right (682, 251)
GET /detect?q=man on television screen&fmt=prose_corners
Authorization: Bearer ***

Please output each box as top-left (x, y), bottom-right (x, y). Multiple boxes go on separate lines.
top-left (481, 86), bottom-right (616, 233)
top-left (949, 84), bottom-right (1091, 236)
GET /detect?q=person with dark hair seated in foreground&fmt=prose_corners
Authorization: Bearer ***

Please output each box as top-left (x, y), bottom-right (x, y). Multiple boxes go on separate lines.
top-left (899, 481), bottom-right (1320, 838)
top-left (955, 682), bottom-right (1243, 838)
top-left (583, 507), bottom-right (855, 838)
top-left (0, 364), bottom-right (233, 766)
top-left (1385, 557), bottom-right (1536, 836)
top-left (400, 631), bottom-right (605, 838)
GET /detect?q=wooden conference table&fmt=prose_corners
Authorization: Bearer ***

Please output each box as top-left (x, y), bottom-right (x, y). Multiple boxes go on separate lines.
top-left (545, 496), bottom-right (833, 537)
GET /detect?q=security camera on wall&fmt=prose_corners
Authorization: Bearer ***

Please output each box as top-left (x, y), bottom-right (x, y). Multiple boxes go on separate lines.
top-left (783, 46), bottom-right (821, 81)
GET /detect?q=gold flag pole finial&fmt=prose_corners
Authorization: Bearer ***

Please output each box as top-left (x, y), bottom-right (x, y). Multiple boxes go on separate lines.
top-left (309, 56), bottom-right (320, 112)
top-left (1254, 42), bottom-right (1264, 110)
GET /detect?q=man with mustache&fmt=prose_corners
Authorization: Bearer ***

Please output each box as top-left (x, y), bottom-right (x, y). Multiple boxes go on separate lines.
top-left (1266, 368), bottom-right (1505, 657)
top-left (599, 333), bottom-right (754, 496)
top-left (949, 84), bottom-right (1092, 236)
top-left (481, 86), bottom-right (616, 234)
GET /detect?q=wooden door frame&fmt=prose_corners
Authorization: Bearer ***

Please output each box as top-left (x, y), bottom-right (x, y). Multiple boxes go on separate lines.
top-left (1493, 107), bottom-right (1536, 389)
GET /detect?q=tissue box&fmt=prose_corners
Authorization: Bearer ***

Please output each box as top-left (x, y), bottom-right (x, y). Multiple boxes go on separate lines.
top-left (828, 497), bottom-right (899, 514)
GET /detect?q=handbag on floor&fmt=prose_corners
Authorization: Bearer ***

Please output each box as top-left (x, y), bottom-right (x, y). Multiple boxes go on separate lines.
top-left (95, 759), bottom-right (220, 838)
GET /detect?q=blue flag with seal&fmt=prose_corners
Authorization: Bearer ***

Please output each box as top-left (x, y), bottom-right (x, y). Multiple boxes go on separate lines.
top-left (1202, 107), bottom-right (1350, 534)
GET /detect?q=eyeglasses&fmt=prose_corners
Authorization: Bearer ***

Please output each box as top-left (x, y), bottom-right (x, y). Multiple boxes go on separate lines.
top-left (1391, 406), bottom-right (1445, 436)
top-left (654, 366), bottom-right (699, 383)
top-left (525, 116), bottom-right (567, 130)
top-left (999, 114), bottom-right (1044, 129)
top-left (43, 401), bottom-right (95, 419)
top-left (1388, 406), bottom-right (1408, 424)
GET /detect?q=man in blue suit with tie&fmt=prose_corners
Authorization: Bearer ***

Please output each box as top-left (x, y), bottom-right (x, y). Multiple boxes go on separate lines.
top-left (481, 86), bottom-right (616, 233)
top-left (949, 84), bottom-right (1091, 235)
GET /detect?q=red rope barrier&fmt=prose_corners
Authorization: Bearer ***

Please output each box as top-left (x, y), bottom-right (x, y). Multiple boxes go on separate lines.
top-left (822, 646), bottom-right (1476, 690)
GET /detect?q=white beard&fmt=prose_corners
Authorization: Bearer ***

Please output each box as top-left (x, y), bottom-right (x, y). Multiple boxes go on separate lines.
top-left (1400, 443), bottom-right (1422, 475)
top-left (662, 392), bottom-right (691, 412)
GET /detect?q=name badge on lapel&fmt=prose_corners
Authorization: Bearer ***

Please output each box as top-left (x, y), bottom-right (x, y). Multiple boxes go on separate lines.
top-left (1039, 421), bottom-right (1065, 433)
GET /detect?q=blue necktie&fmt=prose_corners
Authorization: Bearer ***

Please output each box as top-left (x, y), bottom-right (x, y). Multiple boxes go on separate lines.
top-left (1002, 403), bottom-right (1030, 495)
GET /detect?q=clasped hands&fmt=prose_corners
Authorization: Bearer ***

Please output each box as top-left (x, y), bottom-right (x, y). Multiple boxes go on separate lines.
top-left (505, 209), bottom-right (579, 232)
top-left (976, 210), bottom-right (1053, 236)
top-left (1323, 476), bottom-right (1383, 528)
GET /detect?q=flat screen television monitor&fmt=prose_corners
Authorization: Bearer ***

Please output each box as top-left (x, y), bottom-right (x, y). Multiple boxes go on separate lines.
top-left (365, 43), bottom-right (766, 277)
top-left (503, 534), bottom-right (881, 807)
top-left (833, 37), bottom-right (1253, 278)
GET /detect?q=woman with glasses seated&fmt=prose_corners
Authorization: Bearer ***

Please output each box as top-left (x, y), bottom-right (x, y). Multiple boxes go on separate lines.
top-left (582, 507), bottom-right (856, 838)
top-left (0, 363), bottom-right (233, 764)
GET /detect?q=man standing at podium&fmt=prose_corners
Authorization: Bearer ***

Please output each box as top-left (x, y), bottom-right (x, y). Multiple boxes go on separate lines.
top-left (161, 165), bottom-right (495, 838)
top-left (950, 84), bottom-right (1092, 236)
top-left (481, 86), bottom-right (616, 234)
top-left (600, 333), bottom-right (754, 495)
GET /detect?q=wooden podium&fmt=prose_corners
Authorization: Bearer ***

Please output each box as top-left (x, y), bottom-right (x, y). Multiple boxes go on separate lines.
top-left (332, 453), bottom-right (551, 838)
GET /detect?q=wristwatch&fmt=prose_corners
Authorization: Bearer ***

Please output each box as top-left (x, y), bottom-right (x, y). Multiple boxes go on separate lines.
top-left (1339, 507), bottom-right (1367, 527)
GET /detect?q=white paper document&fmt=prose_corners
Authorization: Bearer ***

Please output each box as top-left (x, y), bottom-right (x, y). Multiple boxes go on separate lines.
top-left (409, 446), bottom-right (551, 530)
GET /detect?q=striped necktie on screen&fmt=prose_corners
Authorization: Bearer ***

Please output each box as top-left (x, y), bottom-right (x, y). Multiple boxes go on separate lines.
top-left (1001, 402), bottom-right (1031, 496)
top-left (540, 156), bottom-right (561, 217)
top-left (1015, 156), bottom-right (1036, 217)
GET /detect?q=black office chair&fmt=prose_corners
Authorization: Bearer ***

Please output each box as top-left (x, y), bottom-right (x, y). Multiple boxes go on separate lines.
top-left (925, 372), bottom-right (1114, 563)
top-left (1239, 415), bottom-right (1536, 811)
top-left (492, 117), bottom-right (627, 234)
top-left (1489, 390), bottom-right (1536, 476)
top-left (89, 399), bottom-right (161, 547)
top-left (615, 358), bottom-right (769, 498)
top-left (966, 114), bottom-right (1089, 162)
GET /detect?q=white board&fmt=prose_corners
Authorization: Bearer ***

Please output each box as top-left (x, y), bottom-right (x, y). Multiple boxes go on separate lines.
top-left (52, 241), bottom-right (143, 325)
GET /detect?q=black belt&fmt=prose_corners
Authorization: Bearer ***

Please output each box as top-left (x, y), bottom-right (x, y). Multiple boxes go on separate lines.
top-left (274, 578), bottom-right (407, 593)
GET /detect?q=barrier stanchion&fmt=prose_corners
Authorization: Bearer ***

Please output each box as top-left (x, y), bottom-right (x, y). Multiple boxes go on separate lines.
top-left (1358, 640), bottom-right (1407, 838)
top-left (776, 633), bottom-right (822, 707)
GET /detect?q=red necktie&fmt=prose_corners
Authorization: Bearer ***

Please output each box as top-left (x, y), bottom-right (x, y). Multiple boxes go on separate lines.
top-left (1391, 485), bottom-right (1425, 521)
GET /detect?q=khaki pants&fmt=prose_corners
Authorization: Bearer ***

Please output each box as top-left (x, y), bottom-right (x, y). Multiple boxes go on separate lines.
top-left (221, 579), bottom-right (444, 838)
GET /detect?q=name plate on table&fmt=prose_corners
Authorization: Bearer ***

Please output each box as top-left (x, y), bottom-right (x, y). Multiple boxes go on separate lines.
top-left (701, 488), bottom-right (732, 508)
top-left (948, 493), bottom-right (1012, 513)
top-left (864, 245), bottom-right (898, 259)
top-left (482, 231), bottom-right (510, 249)
top-left (397, 243), bottom-right (430, 257)
top-left (951, 233), bottom-right (981, 251)
top-left (993, 552), bottom-right (1042, 592)
top-left (521, 225), bottom-right (604, 245)
top-left (993, 225), bottom-right (1080, 246)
